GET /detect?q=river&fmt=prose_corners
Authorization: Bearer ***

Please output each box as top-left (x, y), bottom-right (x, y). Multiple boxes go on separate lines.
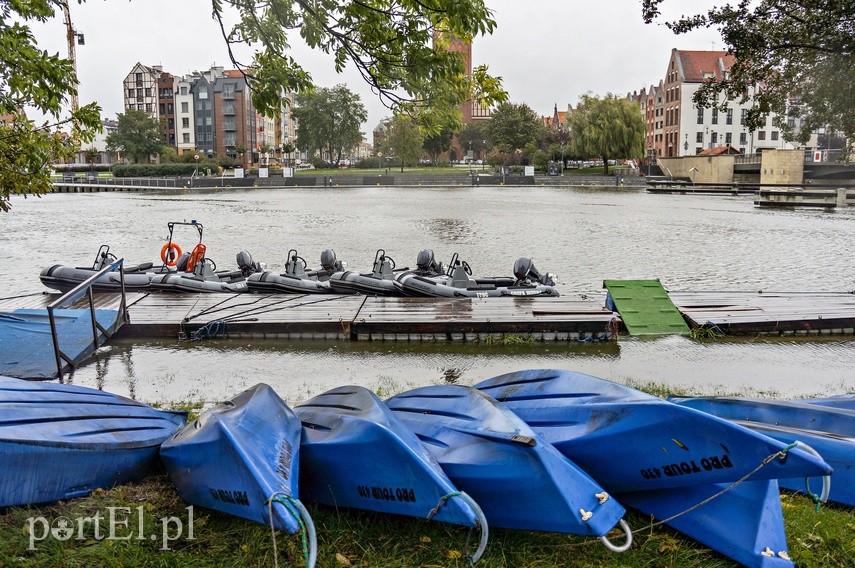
top-left (2, 185), bottom-right (853, 405)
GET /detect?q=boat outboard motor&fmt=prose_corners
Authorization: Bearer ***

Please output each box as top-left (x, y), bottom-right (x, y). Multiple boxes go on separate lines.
top-left (320, 248), bottom-right (345, 272)
top-left (175, 252), bottom-right (191, 272)
top-left (236, 250), bottom-right (261, 276)
top-left (416, 249), bottom-right (444, 275)
top-left (513, 257), bottom-right (557, 287)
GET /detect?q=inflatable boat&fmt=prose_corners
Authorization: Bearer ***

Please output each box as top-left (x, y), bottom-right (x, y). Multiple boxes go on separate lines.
top-left (328, 249), bottom-right (407, 296)
top-left (150, 250), bottom-right (259, 293)
top-left (397, 253), bottom-right (559, 298)
top-left (247, 249), bottom-right (344, 294)
top-left (40, 245), bottom-right (169, 293)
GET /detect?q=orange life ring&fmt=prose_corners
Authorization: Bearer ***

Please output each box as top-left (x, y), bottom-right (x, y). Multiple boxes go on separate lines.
top-left (160, 242), bottom-right (183, 266)
top-left (186, 243), bottom-right (207, 271)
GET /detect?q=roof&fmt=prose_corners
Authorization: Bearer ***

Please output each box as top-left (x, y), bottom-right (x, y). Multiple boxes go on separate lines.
top-left (698, 145), bottom-right (742, 156)
top-left (676, 50), bottom-right (736, 82)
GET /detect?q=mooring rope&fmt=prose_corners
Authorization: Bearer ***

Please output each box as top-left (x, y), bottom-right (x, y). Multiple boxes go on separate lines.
top-left (266, 492), bottom-right (317, 568)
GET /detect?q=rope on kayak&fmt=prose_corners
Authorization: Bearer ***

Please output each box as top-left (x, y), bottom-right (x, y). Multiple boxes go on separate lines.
top-left (634, 441), bottom-right (829, 534)
top-left (267, 492), bottom-right (317, 568)
top-left (426, 491), bottom-right (490, 565)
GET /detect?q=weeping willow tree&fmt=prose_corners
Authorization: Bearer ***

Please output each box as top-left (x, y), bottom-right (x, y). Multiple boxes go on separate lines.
top-left (567, 95), bottom-right (646, 175)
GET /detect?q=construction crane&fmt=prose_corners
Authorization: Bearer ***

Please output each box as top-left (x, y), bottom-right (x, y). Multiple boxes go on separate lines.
top-left (62, 1), bottom-right (82, 112)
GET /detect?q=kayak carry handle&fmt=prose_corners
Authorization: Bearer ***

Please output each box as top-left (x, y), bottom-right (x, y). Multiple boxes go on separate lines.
top-left (599, 518), bottom-right (632, 553)
top-left (790, 440), bottom-right (831, 507)
top-left (426, 490), bottom-right (490, 565)
top-left (267, 493), bottom-right (318, 568)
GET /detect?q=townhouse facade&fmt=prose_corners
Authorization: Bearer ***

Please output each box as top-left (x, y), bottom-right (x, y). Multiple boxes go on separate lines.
top-left (121, 63), bottom-right (300, 165)
top-left (629, 49), bottom-right (817, 160)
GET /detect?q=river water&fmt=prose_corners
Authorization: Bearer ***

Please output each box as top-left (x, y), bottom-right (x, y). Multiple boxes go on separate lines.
top-left (2, 185), bottom-right (853, 405)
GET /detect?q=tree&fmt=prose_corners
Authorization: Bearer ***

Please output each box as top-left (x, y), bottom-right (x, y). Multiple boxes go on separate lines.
top-left (292, 85), bottom-right (366, 165)
top-left (567, 95), bottom-right (646, 175)
top-left (382, 115), bottom-right (424, 172)
top-left (487, 103), bottom-right (546, 155)
top-left (422, 127), bottom-right (453, 164)
top-left (0, 0), bottom-right (101, 211)
top-left (456, 122), bottom-right (491, 160)
top-left (641, 1), bottom-right (855, 145)
top-left (106, 109), bottom-right (164, 164)
top-left (216, 0), bottom-right (507, 133)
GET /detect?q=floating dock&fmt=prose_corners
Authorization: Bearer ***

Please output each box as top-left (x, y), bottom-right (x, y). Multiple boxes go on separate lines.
top-left (2, 290), bottom-right (855, 342)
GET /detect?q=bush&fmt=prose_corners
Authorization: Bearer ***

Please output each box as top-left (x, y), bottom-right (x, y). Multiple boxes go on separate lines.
top-left (354, 157), bottom-right (382, 169)
top-left (111, 164), bottom-right (199, 177)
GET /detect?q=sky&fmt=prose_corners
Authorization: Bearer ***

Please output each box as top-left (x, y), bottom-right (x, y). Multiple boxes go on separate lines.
top-left (30, 1), bottom-right (722, 132)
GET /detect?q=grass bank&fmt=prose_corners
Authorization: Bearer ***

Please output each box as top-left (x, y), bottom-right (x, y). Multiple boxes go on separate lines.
top-left (2, 383), bottom-right (852, 567)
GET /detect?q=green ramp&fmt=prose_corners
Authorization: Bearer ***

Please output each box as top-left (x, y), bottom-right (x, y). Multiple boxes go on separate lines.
top-left (603, 279), bottom-right (690, 336)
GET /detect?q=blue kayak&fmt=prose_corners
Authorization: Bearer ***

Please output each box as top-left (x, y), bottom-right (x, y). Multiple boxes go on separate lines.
top-left (0, 375), bottom-right (186, 506)
top-left (295, 385), bottom-right (489, 561)
top-left (791, 394), bottom-right (855, 411)
top-left (474, 369), bottom-right (834, 568)
top-left (386, 385), bottom-right (630, 546)
top-left (160, 384), bottom-right (316, 565)
top-left (671, 396), bottom-right (853, 506)
top-left (476, 369), bottom-right (832, 492)
top-left (621, 479), bottom-right (795, 568)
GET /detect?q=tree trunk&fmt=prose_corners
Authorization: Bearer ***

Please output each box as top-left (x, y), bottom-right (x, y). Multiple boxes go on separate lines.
top-left (400, 159), bottom-right (404, 173)
top-left (602, 156), bottom-right (608, 176)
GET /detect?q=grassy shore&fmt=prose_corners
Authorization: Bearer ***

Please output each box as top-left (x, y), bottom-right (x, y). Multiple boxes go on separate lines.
top-left (2, 384), bottom-right (852, 567)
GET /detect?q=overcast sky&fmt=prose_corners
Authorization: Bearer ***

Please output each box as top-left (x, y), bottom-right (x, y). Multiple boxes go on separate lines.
top-left (30, 1), bottom-right (721, 131)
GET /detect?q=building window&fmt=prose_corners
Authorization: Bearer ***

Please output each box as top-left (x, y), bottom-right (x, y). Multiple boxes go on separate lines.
top-left (771, 131), bottom-right (779, 141)
top-left (144, 88), bottom-right (152, 97)
top-left (127, 89), bottom-right (135, 97)
top-left (696, 132), bottom-right (703, 143)
top-left (711, 108), bottom-right (718, 124)
top-left (725, 132), bottom-right (732, 144)
top-left (181, 102), bottom-right (189, 113)
top-left (224, 131), bottom-right (236, 146)
top-left (758, 131), bottom-right (766, 140)
top-left (223, 83), bottom-right (235, 98)
top-left (135, 72), bottom-right (142, 81)
top-left (198, 90), bottom-right (208, 100)
top-left (697, 107), bottom-right (704, 124)
top-left (740, 132), bottom-right (747, 145)
top-left (787, 117), bottom-right (795, 128)
top-left (180, 86), bottom-right (188, 96)
top-left (740, 109), bottom-right (747, 125)
top-left (182, 117), bottom-right (189, 128)
top-left (711, 132), bottom-right (718, 145)
top-left (182, 133), bottom-right (190, 144)
top-left (223, 100), bottom-right (235, 114)
top-left (726, 109), bottom-right (733, 125)
top-left (696, 147), bottom-right (702, 154)
top-left (159, 104), bottom-right (165, 115)
top-left (137, 103), bottom-right (144, 110)
top-left (223, 116), bottom-right (235, 130)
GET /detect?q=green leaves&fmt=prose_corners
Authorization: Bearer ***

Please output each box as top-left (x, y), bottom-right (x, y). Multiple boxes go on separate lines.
top-left (106, 109), bottom-right (165, 164)
top-left (568, 95), bottom-right (646, 173)
top-left (292, 85), bottom-right (367, 163)
top-left (0, 1), bottom-right (102, 211)
top-left (217, 0), bottom-right (506, 122)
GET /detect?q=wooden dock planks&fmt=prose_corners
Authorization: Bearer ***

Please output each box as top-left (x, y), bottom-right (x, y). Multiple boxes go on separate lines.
top-left (3, 289), bottom-right (855, 340)
top-left (670, 291), bottom-right (855, 334)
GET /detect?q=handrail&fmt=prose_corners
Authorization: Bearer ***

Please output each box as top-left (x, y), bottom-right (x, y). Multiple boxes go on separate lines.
top-left (47, 259), bottom-right (128, 380)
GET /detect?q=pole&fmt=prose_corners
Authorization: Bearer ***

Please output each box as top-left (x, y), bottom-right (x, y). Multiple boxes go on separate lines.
top-left (63, 1), bottom-right (79, 113)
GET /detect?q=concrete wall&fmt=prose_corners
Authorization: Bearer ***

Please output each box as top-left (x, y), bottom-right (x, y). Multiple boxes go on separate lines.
top-left (658, 155), bottom-right (736, 183)
top-left (760, 149), bottom-right (804, 185)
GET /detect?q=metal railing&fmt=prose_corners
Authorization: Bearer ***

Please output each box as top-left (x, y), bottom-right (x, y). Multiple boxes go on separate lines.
top-left (47, 259), bottom-right (128, 380)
